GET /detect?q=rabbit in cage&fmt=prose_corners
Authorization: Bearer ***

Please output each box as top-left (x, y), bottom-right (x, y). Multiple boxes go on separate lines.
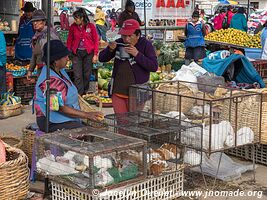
top-left (180, 121), bottom-right (235, 151)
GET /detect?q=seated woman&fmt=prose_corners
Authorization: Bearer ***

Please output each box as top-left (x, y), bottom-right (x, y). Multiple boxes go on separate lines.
top-left (35, 40), bottom-right (103, 132)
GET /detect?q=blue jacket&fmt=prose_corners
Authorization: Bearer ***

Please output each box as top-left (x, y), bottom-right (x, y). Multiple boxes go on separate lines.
top-left (184, 22), bottom-right (205, 48)
top-left (202, 54), bottom-right (265, 88)
top-left (0, 31), bottom-right (6, 67)
top-left (35, 66), bottom-right (81, 123)
top-left (230, 13), bottom-right (248, 32)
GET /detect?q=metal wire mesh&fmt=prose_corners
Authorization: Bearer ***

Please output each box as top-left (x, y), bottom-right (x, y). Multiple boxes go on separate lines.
top-left (128, 80), bottom-right (262, 155)
top-left (35, 127), bottom-right (147, 191)
top-left (105, 111), bottom-right (203, 173)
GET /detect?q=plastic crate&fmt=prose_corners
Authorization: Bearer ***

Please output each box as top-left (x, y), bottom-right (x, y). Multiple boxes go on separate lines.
top-left (51, 168), bottom-right (184, 200)
top-left (227, 144), bottom-right (267, 166)
top-left (244, 48), bottom-right (262, 59)
top-left (251, 60), bottom-right (267, 79)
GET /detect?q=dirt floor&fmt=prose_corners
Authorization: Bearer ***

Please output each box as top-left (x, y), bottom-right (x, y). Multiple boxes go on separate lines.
top-left (0, 106), bottom-right (267, 200)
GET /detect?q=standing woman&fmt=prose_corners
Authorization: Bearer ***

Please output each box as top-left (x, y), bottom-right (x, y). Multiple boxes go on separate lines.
top-left (15, 2), bottom-right (36, 61)
top-left (0, 31), bottom-right (6, 93)
top-left (67, 8), bottom-right (99, 95)
top-left (26, 9), bottom-right (59, 79)
top-left (184, 11), bottom-right (206, 65)
top-left (230, 7), bottom-right (248, 32)
top-left (94, 6), bottom-right (107, 42)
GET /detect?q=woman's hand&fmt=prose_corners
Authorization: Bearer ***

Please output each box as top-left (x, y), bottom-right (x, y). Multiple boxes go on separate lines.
top-left (125, 45), bottom-right (139, 57)
top-left (108, 42), bottom-right (117, 52)
top-left (85, 111), bottom-right (104, 121)
top-left (93, 55), bottom-right (98, 63)
top-left (26, 71), bottom-right (33, 81)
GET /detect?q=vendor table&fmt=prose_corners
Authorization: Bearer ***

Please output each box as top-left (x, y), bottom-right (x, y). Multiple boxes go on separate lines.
top-left (178, 36), bottom-right (246, 52)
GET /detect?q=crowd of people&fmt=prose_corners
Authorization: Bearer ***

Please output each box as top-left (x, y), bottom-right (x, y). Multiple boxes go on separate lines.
top-left (0, 1), bottom-right (154, 133)
top-left (0, 1), bottom-right (267, 133)
top-left (212, 5), bottom-right (248, 32)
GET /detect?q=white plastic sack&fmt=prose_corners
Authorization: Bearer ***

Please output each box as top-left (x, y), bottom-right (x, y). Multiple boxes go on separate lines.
top-left (187, 62), bottom-right (208, 77)
top-left (172, 65), bottom-right (198, 90)
top-left (192, 152), bottom-right (256, 181)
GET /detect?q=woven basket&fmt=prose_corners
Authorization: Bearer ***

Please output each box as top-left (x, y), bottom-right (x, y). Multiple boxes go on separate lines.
top-left (221, 91), bottom-right (261, 142)
top-left (0, 136), bottom-right (23, 148)
top-left (21, 128), bottom-right (36, 167)
top-left (0, 145), bottom-right (29, 199)
top-left (78, 95), bottom-right (105, 129)
top-left (248, 88), bottom-right (267, 144)
top-left (154, 83), bottom-right (196, 114)
top-left (0, 103), bottom-right (22, 119)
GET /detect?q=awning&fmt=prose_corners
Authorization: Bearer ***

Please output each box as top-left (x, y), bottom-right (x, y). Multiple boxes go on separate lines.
top-left (218, 0), bottom-right (239, 5)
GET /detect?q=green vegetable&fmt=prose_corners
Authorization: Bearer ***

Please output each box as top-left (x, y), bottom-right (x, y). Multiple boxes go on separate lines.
top-left (150, 72), bottom-right (160, 82)
top-left (100, 69), bottom-right (111, 79)
top-left (102, 82), bottom-right (109, 91)
top-left (98, 78), bottom-right (107, 89)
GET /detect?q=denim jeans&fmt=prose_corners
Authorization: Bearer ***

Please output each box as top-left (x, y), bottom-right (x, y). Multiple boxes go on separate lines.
top-left (96, 24), bottom-right (107, 41)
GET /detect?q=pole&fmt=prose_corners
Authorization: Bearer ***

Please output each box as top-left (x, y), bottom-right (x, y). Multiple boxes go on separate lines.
top-left (44, 0), bottom-right (51, 198)
top-left (247, 0), bottom-right (250, 21)
top-left (144, 0), bottom-right (147, 36)
top-left (45, 0), bottom-right (51, 133)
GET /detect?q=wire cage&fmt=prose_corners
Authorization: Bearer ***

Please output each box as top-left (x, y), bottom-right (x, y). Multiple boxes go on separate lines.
top-left (35, 127), bottom-right (147, 192)
top-left (104, 111), bottom-right (203, 176)
top-left (128, 80), bottom-right (263, 155)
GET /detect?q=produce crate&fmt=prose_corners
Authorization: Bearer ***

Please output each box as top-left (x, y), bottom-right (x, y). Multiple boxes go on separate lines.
top-left (129, 81), bottom-right (262, 154)
top-left (13, 76), bottom-right (37, 105)
top-left (251, 60), bottom-right (267, 79)
top-left (51, 168), bottom-right (184, 200)
top-left (35, 127), bottom-right (147, 191)
top-left (227, 144), bottom-right (267, 166)
top-left (105, 111), bottom-right (203, 171)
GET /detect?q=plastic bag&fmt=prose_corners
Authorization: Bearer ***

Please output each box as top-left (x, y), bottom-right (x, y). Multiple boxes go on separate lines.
top-left (172, 65), bottom-right (198, 90)
top-left (192, 152), bottom-right (255, 181)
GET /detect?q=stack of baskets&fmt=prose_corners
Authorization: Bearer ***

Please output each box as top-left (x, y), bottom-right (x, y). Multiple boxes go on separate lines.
top-left (0, 144), bottom-right (29, 199)
top-left (21, 127), bottom-right (36, 167)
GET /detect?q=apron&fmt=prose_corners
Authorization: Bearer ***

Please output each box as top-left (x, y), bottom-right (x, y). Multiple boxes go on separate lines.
top-left (15, 19), bottom-right (34, 60)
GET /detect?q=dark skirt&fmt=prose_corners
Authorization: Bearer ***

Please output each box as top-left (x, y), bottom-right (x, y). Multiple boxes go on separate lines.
top-left (185, 46), bottom-right (206, 61)
top-left (37, 116), bottom-right (84, 133)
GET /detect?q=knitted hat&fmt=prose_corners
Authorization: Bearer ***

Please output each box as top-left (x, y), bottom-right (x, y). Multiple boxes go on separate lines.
top-left (21, 2), bottom-right (36, 12)
top-left (42, 40), bottom-right (70, 63)
top-left (31, 9), bottom-right (47, 21)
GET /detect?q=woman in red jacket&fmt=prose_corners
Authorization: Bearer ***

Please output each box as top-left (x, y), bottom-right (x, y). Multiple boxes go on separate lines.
top-left (67, 8), bottom-right (99, 95)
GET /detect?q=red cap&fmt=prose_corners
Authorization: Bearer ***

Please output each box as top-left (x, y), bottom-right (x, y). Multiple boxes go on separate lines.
top-left (118, 19), bottom-right (140, 35)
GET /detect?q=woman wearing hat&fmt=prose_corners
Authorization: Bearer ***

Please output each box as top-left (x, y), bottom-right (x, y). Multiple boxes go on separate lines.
top-left (35, 40), bottom-right (103, 132)
top-left (99, 19), bottom-right (158, 114)
top-left (184, 11), bottom-right (206, 65)
top-left (15, 2), bottom-right (36, 61)
top-left (26, 9), bottom-right (59, 80)
top-left (118, 0), bottom-right (144, 28)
